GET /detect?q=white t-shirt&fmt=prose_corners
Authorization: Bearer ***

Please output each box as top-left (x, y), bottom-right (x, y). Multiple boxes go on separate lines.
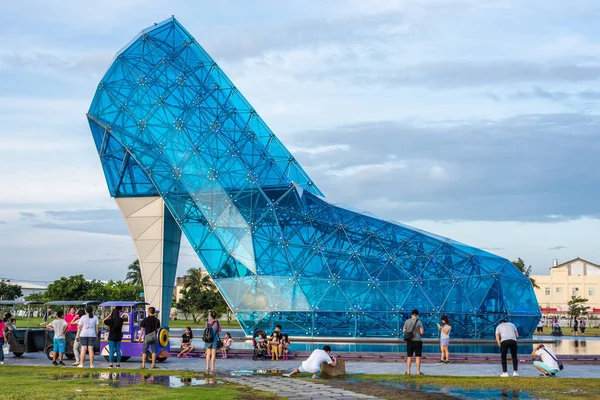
top-left (495, 322), bottom-right (518, 342)
top-left (301, 349), bottom-right (333, 374)
top-left (78, 315), bottom-right (98, 338)
top-left (440, 324), bottom-right (451, 339)
top-left (48, 319), bottom-right (68, 339)
top-left (535, 347), bottom-right (559, 370)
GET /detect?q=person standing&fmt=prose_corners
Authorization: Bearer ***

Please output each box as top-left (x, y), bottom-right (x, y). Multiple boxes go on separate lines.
top-left (403, 309), bottom-right (424, 375)
top-left (138, 306), bottom-right (160, 369)
top-left (203, 310), bottom-right (221, 373)
top-left (437, 315), bottom-right (451, 364)
top-left (103, 306), bottom-right (123, 368)
top-left (71, 309), bottom-right (85, 366)
top-left (47, 310), bottom-right (68, 366)
top-left (579, 318), bottom-right (586, 336)
top-left (76, 306), bottom-right (98, 368)
top-left (0, 313), bottom-right (8, 365)
top-left (283, 345), bottom-right (337, 379)
top-left (572, 318), bottom-right (579, 336)
top-left (65, 307), bottom-right (79, 335)
top-left (531, 344), bottom-right (561, 377)
top-left (495, 318), bottom-right (519, 377)
top-left (536, 319), bottom-right (544, 334)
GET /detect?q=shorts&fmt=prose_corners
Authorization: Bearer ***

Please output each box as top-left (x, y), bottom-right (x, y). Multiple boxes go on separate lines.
top-left (80, 337), bottom-right (96, 347)
top-left (533, 361), bottom-right (558, 375)
top-left (53, 338), bottom-right (66, 353)
top-left (143, 340), bottom-right (158, 354)
top-left (407, 340), bottom-right (423, 357)
top-left (205, 335), bottom-right (220, 350)
top-left (440, 338), bottom-right (450, 346)
top-left (298, 364), bottom-right (318, 374)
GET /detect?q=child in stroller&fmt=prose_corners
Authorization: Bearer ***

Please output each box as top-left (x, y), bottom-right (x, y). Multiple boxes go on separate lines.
top-left (252, 329), bottom-right (268, 360)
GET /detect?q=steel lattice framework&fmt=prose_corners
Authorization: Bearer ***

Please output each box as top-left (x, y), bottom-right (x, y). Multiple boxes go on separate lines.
top-left (87, 18), bottom-right (540, 338)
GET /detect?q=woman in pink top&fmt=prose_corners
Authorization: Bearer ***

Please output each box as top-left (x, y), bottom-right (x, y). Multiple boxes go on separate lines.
top-left (0, 313), bottom-right (11, 364)
top-left (65, 307), bottom-right (79, 334)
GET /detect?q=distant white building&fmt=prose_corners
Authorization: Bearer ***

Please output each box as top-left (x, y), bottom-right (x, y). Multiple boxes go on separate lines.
top-left (13, 282), bottom-right (48, 300)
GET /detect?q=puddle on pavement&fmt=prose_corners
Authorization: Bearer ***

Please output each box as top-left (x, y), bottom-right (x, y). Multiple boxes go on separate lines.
top-left (55, 372), bottom-right (223, 388)
top-left (345, 378), bottom-right (533, 399)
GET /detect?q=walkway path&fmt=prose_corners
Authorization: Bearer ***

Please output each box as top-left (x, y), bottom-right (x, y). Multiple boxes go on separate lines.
top-left (4, 353), bottom-right (600, 378)
top-left (221, 375), bottom-right (380, 400)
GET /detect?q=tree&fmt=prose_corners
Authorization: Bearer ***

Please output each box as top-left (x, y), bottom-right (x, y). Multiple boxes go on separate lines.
top-left (511, 258), bottom-right (540, 289)
top-left (125, 259), bottom-right (143, 286)
top-left (0, 281), bottom-right (23, 300)
top-left (568, 296), bottom-right (589, 319)
top-left (43, 275), bottom-right (106, 301)
top-left (105, 280), bottom-right (143, 301)
top-left (24, 292), bottom-right (45, 301)
top-left (175, 268), bottom-right (228, 322)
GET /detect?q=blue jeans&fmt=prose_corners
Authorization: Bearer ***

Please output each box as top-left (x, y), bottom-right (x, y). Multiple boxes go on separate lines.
top-left (0, 337), bottom-right (4, 362)
top-left (108, 341), bottom-right (121, 363)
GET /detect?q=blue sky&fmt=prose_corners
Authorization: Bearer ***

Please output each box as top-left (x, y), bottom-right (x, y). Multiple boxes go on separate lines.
top-left (1, 0), bottom-right (599, 283)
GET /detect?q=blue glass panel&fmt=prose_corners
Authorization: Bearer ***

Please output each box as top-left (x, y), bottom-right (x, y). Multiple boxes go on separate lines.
top-left (88, 17), bottom-right (541, 338)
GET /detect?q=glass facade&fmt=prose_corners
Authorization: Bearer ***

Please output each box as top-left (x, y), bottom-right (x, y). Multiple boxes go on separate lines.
top-left (87, 18), bottom-right (540, 338)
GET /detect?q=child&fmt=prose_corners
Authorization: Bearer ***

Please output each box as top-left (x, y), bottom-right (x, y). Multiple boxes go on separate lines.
top-left (221, 332), bottom-right (233, 358)
top-left (178, 327), bottom-right (195, 358)
top-left (270, 331), bottom-right (280, 361)
top-left (258, 333), bottom-right (267, 352)
top-left (281, 334), bottom-right (291, 360)
top-left (47, 310), bottom-right (68, 366)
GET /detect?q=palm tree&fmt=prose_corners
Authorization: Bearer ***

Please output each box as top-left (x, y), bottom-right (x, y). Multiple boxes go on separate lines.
top-left (512, 258), bottom-right (540, 289)
top-left (125, 259), bottom-right (143, 286)
top-left (183, 267), bottom-right (214, 290)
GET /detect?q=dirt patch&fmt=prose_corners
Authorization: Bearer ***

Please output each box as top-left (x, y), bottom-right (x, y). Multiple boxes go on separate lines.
top-left (323, 379), bottom-right (455, 400)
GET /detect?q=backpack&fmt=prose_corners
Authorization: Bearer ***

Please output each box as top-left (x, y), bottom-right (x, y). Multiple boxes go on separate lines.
top-left (403, 319), bottom-right (419, 342)
top-left (203, 321), bottom-right (216, 343)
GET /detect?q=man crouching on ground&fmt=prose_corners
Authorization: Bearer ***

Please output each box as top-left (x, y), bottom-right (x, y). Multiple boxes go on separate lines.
top-left (531, 344), bottom-right (561, 377)
top-left (283, 345), bottom-right (337, 379)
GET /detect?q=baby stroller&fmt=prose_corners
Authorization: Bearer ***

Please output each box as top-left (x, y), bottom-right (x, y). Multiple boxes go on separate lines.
top-left (551, 324), bottom-right (563, 336)
top-left (252, 328), bottom-right (267, 361)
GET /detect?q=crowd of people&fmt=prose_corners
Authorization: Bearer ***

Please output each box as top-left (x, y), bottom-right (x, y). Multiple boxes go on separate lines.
top-left (1, 307), bottom-right (565, 379)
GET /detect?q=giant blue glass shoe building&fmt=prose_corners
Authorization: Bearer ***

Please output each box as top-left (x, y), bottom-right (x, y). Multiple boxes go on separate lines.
top-left (87, 18), bottom-right (540, 338)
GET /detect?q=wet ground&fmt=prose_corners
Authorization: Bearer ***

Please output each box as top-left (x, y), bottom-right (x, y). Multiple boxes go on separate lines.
top-left (169, 329), bottom-right (600, 356)
top-left (4, 352), bottom-right (600, 378)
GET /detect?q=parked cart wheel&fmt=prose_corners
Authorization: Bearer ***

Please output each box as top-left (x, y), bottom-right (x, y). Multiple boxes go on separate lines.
top-left (158, 328), bottom-right (169, 347)
top-left (45, 346), bottom-right (54, 361)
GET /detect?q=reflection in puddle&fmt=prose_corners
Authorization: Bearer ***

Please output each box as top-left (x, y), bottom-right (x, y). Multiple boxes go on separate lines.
top-left (347, 379), bottom-right (533, 399)
top-left (55, 373), bottom-right (222, 388)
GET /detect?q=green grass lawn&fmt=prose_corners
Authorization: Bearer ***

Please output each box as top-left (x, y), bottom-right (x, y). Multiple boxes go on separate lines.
top-left (351, 374), bottom-right (600, 400)
top-left (0, 365), bottom-right (274, 400)
top-left (537, 326), bottom-right (600, 337)
top-left (15, 317), bottom-right (241, 330)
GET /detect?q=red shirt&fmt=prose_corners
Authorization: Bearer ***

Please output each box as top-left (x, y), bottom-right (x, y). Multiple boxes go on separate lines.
top-left (65, 313), bottom-right (79, 332)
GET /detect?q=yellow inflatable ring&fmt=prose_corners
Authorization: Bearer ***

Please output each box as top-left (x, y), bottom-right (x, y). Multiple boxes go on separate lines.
top-left (159, 328), bottom-right (169, 347)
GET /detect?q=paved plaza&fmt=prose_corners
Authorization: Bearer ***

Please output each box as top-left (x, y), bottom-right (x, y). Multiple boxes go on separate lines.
top-left (4, 352), bottom-right (599, 378)
top-left (221, 376), bottom-right (379, 400)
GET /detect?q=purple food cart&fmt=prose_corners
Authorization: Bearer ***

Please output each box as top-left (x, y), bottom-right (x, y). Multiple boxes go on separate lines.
top-left (99, 301), bottom-right (170, 362)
